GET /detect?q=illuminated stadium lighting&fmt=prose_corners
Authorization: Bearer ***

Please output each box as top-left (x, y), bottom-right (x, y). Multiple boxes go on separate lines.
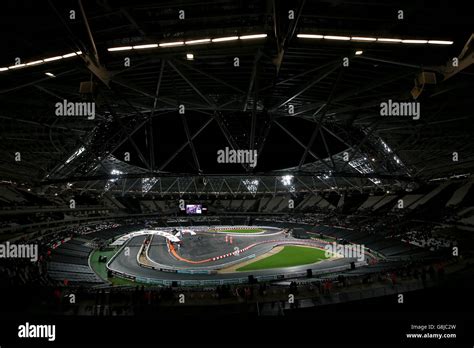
top-left (401, 39), bottom-right (428, 44)
top-left (64, 146), bottom-right (85, 164)
top-left (380, 139), bottom-right (392, 153)
top-left (107, 46), bottom-right (133, 52)
top-left (281, 175), bottom-right (294, 186)
top-left (1, 51), bottom-right (81, 73)
top-left (351, 37), bottom-right (376, 41)
top-left (297, 34), bottom-right (324, 39)
top-left (212, 36), bottom-right (239, 42)
top-left (8, 64), bottom-right (25, 69)
top-left (393, 155), bottom-right (402, 164)
top-left (159, 41), bottom-right (184, 47)
top-left (185, 38), bottom-right (211, 45)
top-left (242, 179), bottom-right (259, 194)
top-left (377, 38), bottom-right (402, 43)
top-left (105, 169), bottom-right (123, 191)
top-left (45, 72), bottom-right (55, 77)
top-left (26, 60), bottom-right (44, 66)
top-left (186, 53), bottom-right (194, 60)
top-left (239, 34), bottom-right (267, 40)
top-left (428, 40), bottom-right (453, 45)
top-left (349, 157), bottom-right (381, 185)
top-left (44, 56), bottom-right (63, 62)
top-left (62, 52), bottom-right (79, 58)
top-left (142, 177), bottom-right (158, 194)
top-left (280, 175), bottom-right (295, 192)
top-left (324, 35), bottom-right (351, 41)
top-left (355, 50), bottom-right (363, 55)
top-left (133, 44), bottom-right (158, 49)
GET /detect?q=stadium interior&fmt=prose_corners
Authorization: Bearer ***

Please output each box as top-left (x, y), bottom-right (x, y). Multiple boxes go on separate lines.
top-left (0, 0), bottom-right (473, 335)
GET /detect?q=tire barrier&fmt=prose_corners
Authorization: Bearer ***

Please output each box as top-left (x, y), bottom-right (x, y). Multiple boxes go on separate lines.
top-left (109, 260), bottom-right (366, 287)
top-left (208, 225), bottom-right (262, 231)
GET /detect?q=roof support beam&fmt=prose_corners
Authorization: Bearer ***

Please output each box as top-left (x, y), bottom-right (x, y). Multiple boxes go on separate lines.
top-left (149, 60), bottom-right (166, 171)
top-left (339, 121), bottom-right (380, 172)
top-left (158, 117), bottom-right (213, 171)
top-left (181, 113), bottom-right (201, 173)
top-left (168, 60), bottom-right (215, 108)
top-left (298, 68), bottom-right (343, 170)
top-left (269, 63), bottom-right (339, 112)
top-left (442, 33), bottom-right (474, 80)
top-left (273, 119), bottom-right (333, 172)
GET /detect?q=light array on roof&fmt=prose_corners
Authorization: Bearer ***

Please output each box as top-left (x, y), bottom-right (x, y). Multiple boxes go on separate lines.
top-left (0, 51), bottom-right (82, 72)
top-left (142, 177), bottom-right (158, 194)
top-left (239, 34), bottom-right (267, 40)
top-left (65, 146), bottom-right (85, 165)
top-left (242, 179), bottom-right (259, 194)
top-left (380, 139), bottom-right (392, 153)
top-left (133, 44), bottom-right (158, 49)
top-left (212, 36), bottom-right (239, 42)
top-left (378, 138), bottom-right (408, 174)
top-left (159, 41), bottom-right (184, 47)
top-left (348, 157), bottom-right (382, 185)
top-left (297, 33), bottom-right (453, 45)
top-left (351, 37), bottom-right (377, 42)
top-left (316, 171), bottom-right (333, 181)
top-left (0, 33), bottom-right (265, 72)
top-left (281, 175), bottom-right (294, 186)
top-left (107, 33), bottom-right (267, 52)
top-left (105, 169), bottom-right (123, 192)
top-left (324, 35), bottom-right (351, 41)
top-left (280, 175), bottom-right (295, 192)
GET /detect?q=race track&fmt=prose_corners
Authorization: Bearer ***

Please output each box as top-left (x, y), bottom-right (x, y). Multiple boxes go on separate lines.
top-left (107, 226), bottom-right (361, 285)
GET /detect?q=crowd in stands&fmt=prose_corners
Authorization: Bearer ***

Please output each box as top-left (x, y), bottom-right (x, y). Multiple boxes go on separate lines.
top-left (0, 257), bottom-right (50, 287)
top-left (2, 179), bottom-right (474, 294)
top-left (31, 256), bottom-right (456, 317)
top-left (0, 212), bottom-right (65, 229)
top-left (401, 230), bottom-right (455, 250)
top-left (0, 221), bottom-right (123, 287)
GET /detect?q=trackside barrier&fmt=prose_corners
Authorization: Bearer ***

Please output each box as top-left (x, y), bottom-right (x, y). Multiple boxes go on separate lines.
top-left (207, 225), bottom-right (279, 232)
top-left (177, 269), bottom-right (212, 275)
top-left (109, 260), bottom-right (365, 287)
top-left (140, 262), bottom-right (178, 273)
top-left (105, 238), bottom-right (132, 274)
top-left (110, 269), bottom-right (136, 281)
top-left (111, 229), bottom-right (180, 246)
top-left (136, 242), bottom-right (145, 266)
top-left (174, 254), bottom-right (257, 274)
top-left (208, 225), bottom-right (261, 230)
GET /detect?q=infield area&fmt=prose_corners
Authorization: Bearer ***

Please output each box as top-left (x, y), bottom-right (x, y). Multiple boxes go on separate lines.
top-left (236, 245), bottom-right (329, 271)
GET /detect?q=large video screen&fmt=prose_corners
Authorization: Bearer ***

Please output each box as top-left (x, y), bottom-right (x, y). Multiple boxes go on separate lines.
top-left (185, 204), bottom-right (202, 215)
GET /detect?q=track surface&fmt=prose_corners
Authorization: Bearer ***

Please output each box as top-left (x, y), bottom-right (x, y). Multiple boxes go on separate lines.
top-left (108, 227), bottom-right (358, 282)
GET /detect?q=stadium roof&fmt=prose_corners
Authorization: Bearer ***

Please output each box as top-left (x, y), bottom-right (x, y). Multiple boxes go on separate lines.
top-left (1, 0), bottom-right (473, 195)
